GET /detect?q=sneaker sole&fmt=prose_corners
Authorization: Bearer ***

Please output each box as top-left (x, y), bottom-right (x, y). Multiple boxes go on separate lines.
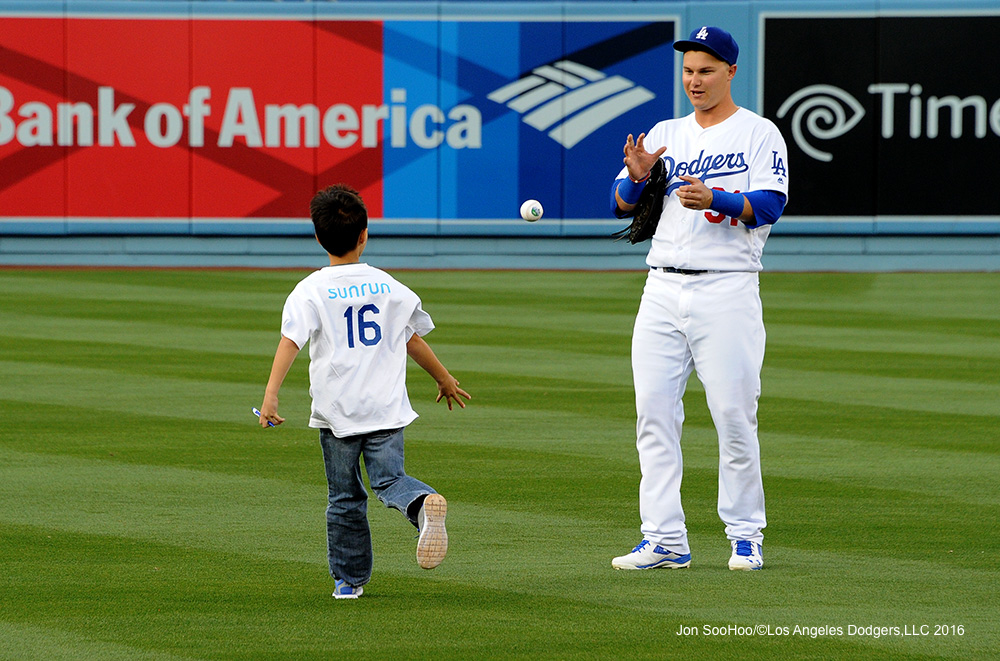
top-left (416, 494), bottom-right (448, 569)
top-left (728, 563), bottom-right (763, 571)
top-left (612, 559), bottom-right (691, 570)
top-left (333, 587), bottom-right (363, 599)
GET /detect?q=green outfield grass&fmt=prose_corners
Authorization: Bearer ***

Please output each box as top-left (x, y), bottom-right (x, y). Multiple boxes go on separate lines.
top-left (1, 268), bottom-right (997, 660)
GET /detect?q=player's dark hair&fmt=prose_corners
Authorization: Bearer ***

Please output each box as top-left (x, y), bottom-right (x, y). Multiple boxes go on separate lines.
top-left (310, 184), bottom-right (368, 257)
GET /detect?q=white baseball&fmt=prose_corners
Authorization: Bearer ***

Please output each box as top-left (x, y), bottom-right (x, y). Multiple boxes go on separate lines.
top-left (520, 199), bottom-right (543, 222)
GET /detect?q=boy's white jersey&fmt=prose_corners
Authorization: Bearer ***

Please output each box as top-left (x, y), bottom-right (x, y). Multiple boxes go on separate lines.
top-left (280, 263), bottom-right (434, 437)
top-left (617, 108), bottom-right (789, 272)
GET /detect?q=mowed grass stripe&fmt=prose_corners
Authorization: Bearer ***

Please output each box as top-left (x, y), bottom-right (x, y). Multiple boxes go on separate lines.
top-left (768, 310), bottom-right (1000, 339)
top-left (434, 322), bottom-right (631, 355)
top-left (0, 293), bottom-right (278, 331)
top-left (763, 472), bottom-right (996, 567)
top-left (0, 268), bottom-right (298, 303)
top-left (429, 370), bottom-right (634, 419)
top-left (0, 446), bottom-right (323, 565)
top-left (765, 322), bottom-right (1000, 359)
top-left (761, 272), bottom-right (1000, 319)
top-left (0, 361), bottom-right (291, 425)
top-left (415, 270), bottom-right (647, 307)
top-left (0, 620), bottom-right (195, 661)
top-left (0, 400), bottom-right (324, 486)
top-left (766, 343), bottom-right (1000, 384)
top-left (761, 366), bottom-right (1000, 417)
top-left (413, 344), bottom-right (633, 385)
top-left (2, 339), bottom-right (282, 385)
top-left (756, 431), bottom-right (1000, 506)
top-left (0, 357), bottom-right (636, 437)
top-left (761, 395), bottom-right (999, 454)
top-left (431, 303), bottom-right (636, 332)
top-left (1, 311), bottom-right (278, 357)
top-left (7, 526), bottom-right (958, 661)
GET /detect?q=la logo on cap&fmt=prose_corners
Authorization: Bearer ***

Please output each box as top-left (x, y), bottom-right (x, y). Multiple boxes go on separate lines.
top-left (696, 26), bottom-right (709, 40)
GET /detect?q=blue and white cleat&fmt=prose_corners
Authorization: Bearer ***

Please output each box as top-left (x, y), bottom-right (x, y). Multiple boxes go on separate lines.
top-left (333, 579), bottom-right (363, 599)
top-left (728, 540), bottom-right (763, 571)
top-left (612, 539), bottom-right (691, 570)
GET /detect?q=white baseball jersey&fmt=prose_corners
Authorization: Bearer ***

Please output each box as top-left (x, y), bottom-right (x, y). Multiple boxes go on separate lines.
top-left (280, 263), bottom-right (434, 437)
top-left (617, 108), bottom-right (789, 271)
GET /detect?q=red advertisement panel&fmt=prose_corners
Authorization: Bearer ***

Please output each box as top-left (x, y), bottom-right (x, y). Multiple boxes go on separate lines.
top-left (1, 18), bottom-right (67, 217)
top-left (0, 17), bottom-right (383, 219)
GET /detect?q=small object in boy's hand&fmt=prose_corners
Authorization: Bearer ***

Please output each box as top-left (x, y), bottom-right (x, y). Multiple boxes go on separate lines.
top-left (252, 407), bottom-right (275, 427)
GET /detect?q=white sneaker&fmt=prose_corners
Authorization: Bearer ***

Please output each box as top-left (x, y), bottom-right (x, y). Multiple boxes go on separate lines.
top-left (612, 540), bottom-right (691, 570)
top-left (333, 579), bottom-right (363, 599)
top-left (416, 494), bottom-right (448, 569)
top-left (728, 540), bottom-right (763, 571)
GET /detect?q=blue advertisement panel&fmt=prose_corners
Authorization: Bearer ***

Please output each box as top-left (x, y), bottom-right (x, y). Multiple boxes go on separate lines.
top-left (382, 19), bottom-right (677, 225)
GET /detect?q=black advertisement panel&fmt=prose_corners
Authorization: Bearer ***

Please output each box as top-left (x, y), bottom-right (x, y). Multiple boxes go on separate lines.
top-left (763, 15), bottom-right (1000, 217)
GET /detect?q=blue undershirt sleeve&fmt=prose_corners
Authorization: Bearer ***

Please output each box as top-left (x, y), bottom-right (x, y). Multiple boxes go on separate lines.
top-left (708, 189), bottom-right (746, 220)
top-left (610, 177), bottom-right (646, 218)
top-left (741, 190), bottom-right (787, 228)
top-left (610, 180), bottom-right (623, 217)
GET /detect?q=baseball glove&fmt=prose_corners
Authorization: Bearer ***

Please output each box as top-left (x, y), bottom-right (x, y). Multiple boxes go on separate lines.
top-left (612, 157), bottom-right (667, 244)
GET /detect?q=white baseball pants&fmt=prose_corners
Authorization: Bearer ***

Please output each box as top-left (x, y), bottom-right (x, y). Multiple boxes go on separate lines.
top-left (631, 269), bottom-right (766, 554)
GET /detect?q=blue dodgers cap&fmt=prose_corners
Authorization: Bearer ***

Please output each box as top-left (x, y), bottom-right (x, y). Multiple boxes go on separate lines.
top-left (673, 26), bottom-right (739, 65)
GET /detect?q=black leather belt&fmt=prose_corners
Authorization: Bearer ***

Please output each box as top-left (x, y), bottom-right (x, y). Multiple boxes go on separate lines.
top-left (653, 266), bottom-right (716, 275)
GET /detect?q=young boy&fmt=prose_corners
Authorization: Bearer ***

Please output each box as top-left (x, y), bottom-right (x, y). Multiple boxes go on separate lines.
top-left (257, 184), bottom-right (470, 600)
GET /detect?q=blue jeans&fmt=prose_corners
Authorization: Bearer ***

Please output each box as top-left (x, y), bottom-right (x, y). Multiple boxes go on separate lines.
top-left (319, 427), bottom-right (435, 587)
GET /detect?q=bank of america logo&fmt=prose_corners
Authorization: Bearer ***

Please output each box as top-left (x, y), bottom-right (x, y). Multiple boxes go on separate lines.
top-left (487, 61), bottom-right (654, 149)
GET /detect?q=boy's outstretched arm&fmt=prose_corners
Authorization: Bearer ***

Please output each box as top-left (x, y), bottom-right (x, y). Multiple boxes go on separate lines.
top-left (406, 334), bottom-right (471, 410)
top-left (258, 335), bottom-right (301, 427)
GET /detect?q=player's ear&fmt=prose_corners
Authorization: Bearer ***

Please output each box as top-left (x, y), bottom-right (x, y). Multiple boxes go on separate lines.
top-left (728, 64), bottom-right (737, 80)
top-left (357, 228), bottom-right (368, 250)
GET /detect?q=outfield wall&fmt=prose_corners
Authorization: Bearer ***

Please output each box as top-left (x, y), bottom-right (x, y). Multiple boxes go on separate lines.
top-left (1, 0), bottom-right (999, 269)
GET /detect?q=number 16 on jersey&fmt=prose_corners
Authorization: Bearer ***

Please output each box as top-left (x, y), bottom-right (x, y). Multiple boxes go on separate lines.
top-left (344, 304), bottom-right (382, 348)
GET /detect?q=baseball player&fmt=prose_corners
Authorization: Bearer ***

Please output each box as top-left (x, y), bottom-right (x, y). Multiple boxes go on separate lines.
top-left (609, 26), bottom-right (788, 571)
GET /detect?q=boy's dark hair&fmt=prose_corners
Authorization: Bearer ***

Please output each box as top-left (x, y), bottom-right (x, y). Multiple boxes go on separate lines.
top-left (309, 184), bottom-right (368, 257)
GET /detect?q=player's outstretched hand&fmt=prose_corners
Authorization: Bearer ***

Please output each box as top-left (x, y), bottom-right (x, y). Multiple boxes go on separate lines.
top-left (676, 175), bottom-right (713, 210)
top-left (623, 132), bottom-right (667, 182)
top-left (435, 376), bottom-right (471, 411)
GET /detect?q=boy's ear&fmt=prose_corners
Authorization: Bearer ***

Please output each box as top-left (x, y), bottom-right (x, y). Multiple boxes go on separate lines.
top-left (358, 228), bottom-right (369, 248)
